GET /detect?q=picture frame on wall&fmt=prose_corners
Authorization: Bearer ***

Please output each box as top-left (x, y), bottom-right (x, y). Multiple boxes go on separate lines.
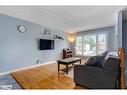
top-left (44, 28), bottom-right (51, 35)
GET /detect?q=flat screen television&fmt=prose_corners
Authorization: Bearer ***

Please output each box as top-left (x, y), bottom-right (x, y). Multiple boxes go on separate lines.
top-left (39, 39), bottom-right (54, 50)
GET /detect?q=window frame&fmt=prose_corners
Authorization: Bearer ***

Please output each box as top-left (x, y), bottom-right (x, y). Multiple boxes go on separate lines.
top-left (75, 32), bottom-right (108, 56)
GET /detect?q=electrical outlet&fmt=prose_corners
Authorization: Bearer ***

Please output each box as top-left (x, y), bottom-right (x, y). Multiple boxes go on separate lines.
top-left (36, 60), bottom-right (42, 64)
top-left (36, 60), bottom-right (40, 64)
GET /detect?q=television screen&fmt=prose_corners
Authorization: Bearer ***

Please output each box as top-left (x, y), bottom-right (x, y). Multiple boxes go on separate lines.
top-left (39, 39), bottom-right (54, 50)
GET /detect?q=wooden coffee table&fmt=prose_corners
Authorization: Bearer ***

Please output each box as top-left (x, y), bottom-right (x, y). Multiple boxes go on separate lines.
top-left (57, 57), bottom-right (81, 74)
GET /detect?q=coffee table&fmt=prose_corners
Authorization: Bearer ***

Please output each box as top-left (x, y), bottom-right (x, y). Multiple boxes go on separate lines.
top-left (57, 57), bottom-right (81, 74)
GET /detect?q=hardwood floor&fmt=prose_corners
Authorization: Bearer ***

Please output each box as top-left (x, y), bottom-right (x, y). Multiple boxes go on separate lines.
top-left (11, 59), bottom-right (87, 89)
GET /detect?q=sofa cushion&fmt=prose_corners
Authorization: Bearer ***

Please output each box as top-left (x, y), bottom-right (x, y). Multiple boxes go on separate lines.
top-left (103, 58), bottom-right (120, 72)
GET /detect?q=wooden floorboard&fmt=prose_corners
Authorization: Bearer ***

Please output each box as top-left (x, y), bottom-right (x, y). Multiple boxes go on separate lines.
top-left (11, 59), bottom-right (87, 89)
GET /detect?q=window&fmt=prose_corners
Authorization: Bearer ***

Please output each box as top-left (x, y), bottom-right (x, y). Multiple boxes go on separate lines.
top-left (98, 34), bottom-right (107, 54)
top-left (83, 35), bottom-right (96, 56)
top-left (75, 36), bottom-right (82, 55)
top-left (75, 33), bottom-right (107, 56)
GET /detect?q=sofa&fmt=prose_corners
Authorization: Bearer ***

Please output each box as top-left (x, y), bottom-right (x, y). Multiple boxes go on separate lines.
top-left (74, 51), bottom-right (120, 89)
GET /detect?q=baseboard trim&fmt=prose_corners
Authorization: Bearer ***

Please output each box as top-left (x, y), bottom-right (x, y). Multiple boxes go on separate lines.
top-left (0, 61), bottom-right (56, 76)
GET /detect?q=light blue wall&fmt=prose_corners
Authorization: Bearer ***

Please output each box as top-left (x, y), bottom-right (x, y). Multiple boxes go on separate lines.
top-left (70, 26), bottom-right (116, 56)
top-left (0, 14), bottom-right (69, 73)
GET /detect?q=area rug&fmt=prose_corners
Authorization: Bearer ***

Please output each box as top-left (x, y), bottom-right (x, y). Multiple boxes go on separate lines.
top-left (0, 74), bottom-right (21, 89)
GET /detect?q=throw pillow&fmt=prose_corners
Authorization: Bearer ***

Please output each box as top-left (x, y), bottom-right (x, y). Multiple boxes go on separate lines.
top-left (86, 55), bottom-right (102, 66)
top-left (98, 57), bottom-right (106, 67)
top-left (97, 51), bottom-right (108, 67)
top-left (99, 50), bottom-right (108, 58)
top-left (86, 51), bottom-right (108, 67)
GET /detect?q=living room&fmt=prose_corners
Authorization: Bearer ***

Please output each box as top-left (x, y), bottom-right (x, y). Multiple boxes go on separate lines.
top-left (0, 6), bottom-right (126, 90)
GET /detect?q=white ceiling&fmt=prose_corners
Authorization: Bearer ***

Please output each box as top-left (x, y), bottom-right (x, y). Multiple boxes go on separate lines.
top-left (0, 6), bottom-right (125, 32)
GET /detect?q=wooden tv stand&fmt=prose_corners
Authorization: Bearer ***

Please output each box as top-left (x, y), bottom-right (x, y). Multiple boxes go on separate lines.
top-left (63, 49), bottom-right (72, 59)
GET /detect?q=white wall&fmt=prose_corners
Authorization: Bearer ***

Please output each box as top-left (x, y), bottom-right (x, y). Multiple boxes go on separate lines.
top-left (0, 14), bottom-right (69, 73)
